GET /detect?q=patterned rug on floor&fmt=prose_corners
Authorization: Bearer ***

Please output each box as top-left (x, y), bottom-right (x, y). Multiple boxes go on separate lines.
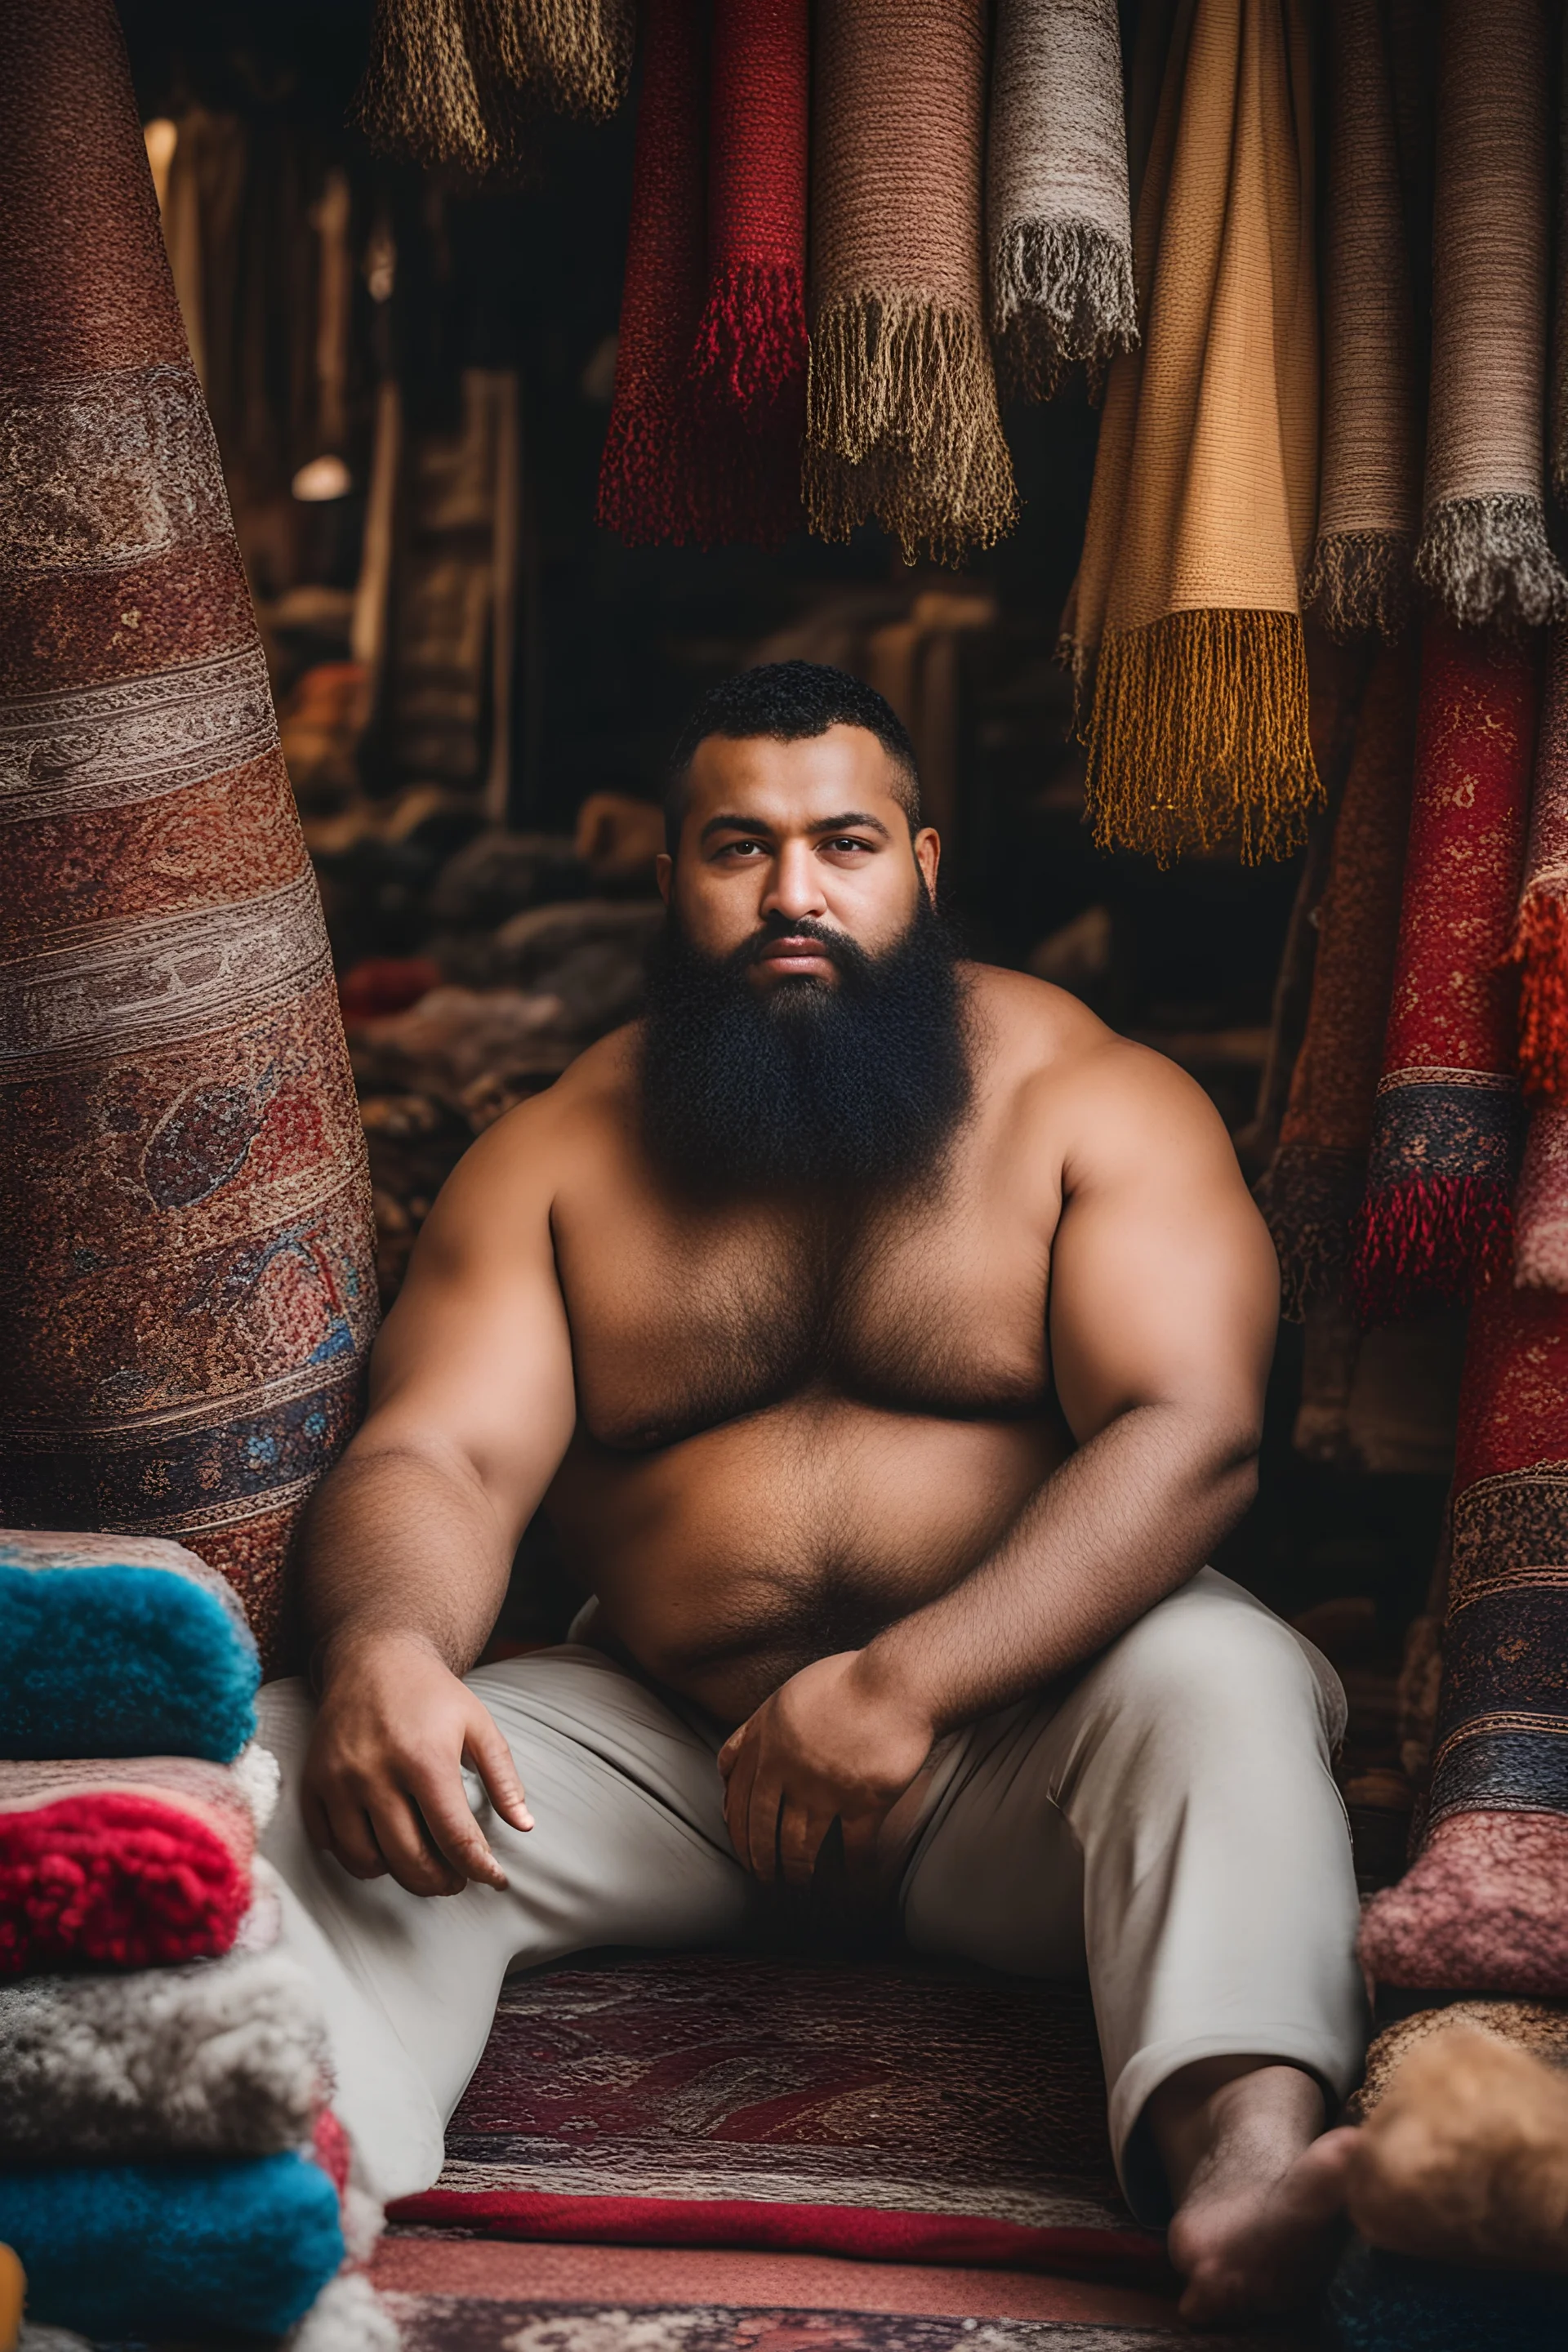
top-left (388, 1951), bottom-right (1165, 2278)
top-left (382, 2298), bottom-right (1289, 2352)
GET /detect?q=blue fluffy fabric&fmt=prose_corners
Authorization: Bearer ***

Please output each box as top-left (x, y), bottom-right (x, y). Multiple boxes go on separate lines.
top-left (0, 1561), bottom-right (257, 1761)
top-left (0, 2152), bottom-right (343, 2338)
top-left (1327, 2237), bottom-right (1568, 2350)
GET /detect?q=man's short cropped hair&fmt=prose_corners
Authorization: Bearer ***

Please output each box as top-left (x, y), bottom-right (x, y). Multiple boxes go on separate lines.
top-left (663, 660), bottom-right (921, 853)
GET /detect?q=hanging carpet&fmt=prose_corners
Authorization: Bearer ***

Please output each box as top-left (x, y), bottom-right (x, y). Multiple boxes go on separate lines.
top-left (1304, 0), bottom-right (1419, 639)
top-left (1509, 622), bottom-right (1568, 1103)
top-left (1413, 0), bottom-right (1568, 630)
top-left (1349, 621), bottom-right (1537, 1326)
top-left (1359, 1271), bottom-right (1568, 1999)
top-left (1061, 0), bottom-right (1321, 866)
top-left (389, 1950), bottom-right (1163, 2280)
top-left (804, 0), bottom-right (1015, 568)
top-left (987, 0), bottom-right (1136, 401)
top-left (0, 0), bottom-right (376, 1670)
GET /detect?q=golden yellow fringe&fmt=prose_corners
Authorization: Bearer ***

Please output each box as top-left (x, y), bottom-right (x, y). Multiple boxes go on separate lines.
top-left (804, 294), bottom-right (1018, 568)
top-left (1083, 608), bottom-right (1324, 866)
top-left (357, 0), bottom-right (632, 172)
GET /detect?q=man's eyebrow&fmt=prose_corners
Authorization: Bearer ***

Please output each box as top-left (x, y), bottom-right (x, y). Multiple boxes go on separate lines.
top-left (697, 808), bottom-right (893, 844)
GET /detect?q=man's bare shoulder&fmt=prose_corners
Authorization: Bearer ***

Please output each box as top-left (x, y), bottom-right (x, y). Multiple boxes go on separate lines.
top-left (421, 1024), bottom-right (641, 1224)
top-left (965, 963), bottom-right (1238, 1171)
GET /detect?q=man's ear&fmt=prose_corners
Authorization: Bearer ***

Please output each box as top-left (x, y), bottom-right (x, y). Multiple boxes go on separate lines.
top-left (656, 851), bottom-right (674, 905)
top-left (914, 826), bottom-right (941, 902)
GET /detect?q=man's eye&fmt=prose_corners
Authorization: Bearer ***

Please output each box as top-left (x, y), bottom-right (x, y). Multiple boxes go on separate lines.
top-left (826, 838), bottom-right (869, 853)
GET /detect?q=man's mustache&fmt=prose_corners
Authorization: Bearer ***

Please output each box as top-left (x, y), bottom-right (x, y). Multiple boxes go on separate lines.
top-left (737, 915), bottom-right (858, 971)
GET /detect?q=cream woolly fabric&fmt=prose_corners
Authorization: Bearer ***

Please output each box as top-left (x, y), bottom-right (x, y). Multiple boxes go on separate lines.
top-left (1414, 0), bottom-right (1568, 630)
top-left (805, 0), bottom-right (1016, 566)
top-left (987, 0), bottom-right (1136, 399)
top-left (1305, 0), bottom-right (1419, 639)
top-left (1062, 0), bottom-right (1321, 865)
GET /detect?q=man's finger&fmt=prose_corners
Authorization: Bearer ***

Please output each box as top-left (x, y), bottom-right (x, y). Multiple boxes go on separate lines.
top-left (716, 1723), bottom-right (748, 1780)
top-left (368, 1789), bottom-right (467, 1897)
top-left (403, 1761), bottom-right (511, 1891)
top-left (463, 1704), bottom-right (533, 1833)
top-left (745, 1763), bottom-right (785, 1883)
top-left (778, 1802), bottom-right (831, 1889)
top-left (723, 1738), bottom-right (760, 1868)
top-left (318, 1791), bottom-right (389, 1880)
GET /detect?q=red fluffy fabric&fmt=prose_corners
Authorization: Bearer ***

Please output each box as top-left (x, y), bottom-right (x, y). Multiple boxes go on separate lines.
top-left (1351, 620), bottom-right (1539, 1322)
top-left (0, 1793), bottom-right (247, 1972)
top-left (688, 0), bottom-right (808, 545)
top-left (596, 0), bottom-right (708, 546)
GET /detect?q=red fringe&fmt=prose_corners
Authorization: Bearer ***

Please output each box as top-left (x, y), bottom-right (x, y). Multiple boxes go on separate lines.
top-left (691, 258), bottom-right (806, 414)
top-left (1508, 887), bottom-right (1568, 1101)
top-left (1351, 1176), bottom-right (1515, 1327)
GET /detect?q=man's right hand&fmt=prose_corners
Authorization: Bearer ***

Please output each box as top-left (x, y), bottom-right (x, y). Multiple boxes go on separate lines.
top-left (301, 1633), bottom-right (533, 1897)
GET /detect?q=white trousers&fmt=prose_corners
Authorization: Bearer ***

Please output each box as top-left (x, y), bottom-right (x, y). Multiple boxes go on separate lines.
top-left (256, 1568), bottom-right (1365, 2221)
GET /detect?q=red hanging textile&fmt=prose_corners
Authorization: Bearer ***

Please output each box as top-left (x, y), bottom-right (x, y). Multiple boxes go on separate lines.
top-left (596, 0), bottom-right (708, 546)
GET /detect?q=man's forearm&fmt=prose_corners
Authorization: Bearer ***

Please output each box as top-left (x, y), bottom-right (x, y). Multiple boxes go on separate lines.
top-left (299, 1436), bottom-right (515, 1684)
top-left (861, 1403), bottom-right (1258, 1740)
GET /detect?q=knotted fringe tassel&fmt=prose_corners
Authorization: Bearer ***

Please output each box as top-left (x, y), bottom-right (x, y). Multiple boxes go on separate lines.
top-left (991, 220), bottom-right (1137, 401)
top-left (1080, 608), bottom-right (1323, 866)
top-left (597, 388), bottom-right (691, 549)
top-left (1305, 529), bottom-right (1414, 642)
top-left (1256, 1144), bottom-right (1369, 1321)
top-left (691, 259), bottom-right (806, 414)
top-left (804, 295), bottom-right (1018, 568)
top-left (357, 0), bottom-right (632, 172)
top-left (1509, 889), bottom-right (1568, 1101)
top-left (1351, 1176), bottom-right (1515, 1326)
top-left (1414, 497), bottom-right (1568, 632)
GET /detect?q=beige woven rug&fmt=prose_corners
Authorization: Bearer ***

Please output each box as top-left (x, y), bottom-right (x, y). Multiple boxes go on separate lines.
top-left (987, 0), bottom-right (1136, 400)
top-left (805, 0), bottom-right (1015, 567)
top-left (1414, 0), bottom-right (1568, 629)
top-left (1062, 0), bottom-right (1321, 865)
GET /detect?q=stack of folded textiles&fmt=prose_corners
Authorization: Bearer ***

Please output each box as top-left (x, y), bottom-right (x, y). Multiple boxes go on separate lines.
top-left (0, 1530), bottom-right (396, 2350)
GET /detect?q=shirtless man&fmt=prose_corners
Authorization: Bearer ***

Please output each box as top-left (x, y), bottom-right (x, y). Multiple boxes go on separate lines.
top-left (258, 662), bottom-right (1364, 2325)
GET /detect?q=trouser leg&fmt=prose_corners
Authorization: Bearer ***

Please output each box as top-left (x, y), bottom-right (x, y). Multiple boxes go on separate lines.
top-left (901, 1569), bottom-right (1366, 2222)
top-left (256, 1645), bottom-right (748, 2203)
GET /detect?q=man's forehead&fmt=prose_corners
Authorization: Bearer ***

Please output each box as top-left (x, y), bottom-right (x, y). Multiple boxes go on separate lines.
top-left (685, 724), bottom-right (907, 824)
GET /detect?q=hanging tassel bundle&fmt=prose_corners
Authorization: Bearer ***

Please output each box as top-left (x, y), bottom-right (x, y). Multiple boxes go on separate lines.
top-left (595, 0), bottom-right (707, 546)
top-left (986, 0), bottom-right (1136, 401)
top-left (1304, 0), bottom-right (1419, 639)
top-left (1259, 643), bottom-right (1417, 1313)
top-left (688, 0), bottom-right (808, 547)
top-left (804, 0), bottom-right (1015, 567)
top-left (1413, 0), bottom-right (1568, 630)
top-left (1350, 621), bottom-right (1538, 1325)
top-left (1508, 625), bottom-right (1568, 1102)
top-left (1359, 1271), bottom-right (1568, 1999)
top-left (1061, 0), bottom-right (1321, 866)
top-left (357, 0), bottom-right (633, 171)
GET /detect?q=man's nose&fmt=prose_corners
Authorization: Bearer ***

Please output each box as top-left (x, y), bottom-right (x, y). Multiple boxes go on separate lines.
top-left (760, 840), bottom-right (827, 922)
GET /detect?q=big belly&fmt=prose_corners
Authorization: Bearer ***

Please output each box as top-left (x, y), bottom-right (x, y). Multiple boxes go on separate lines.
top-left (545, 1397), bottom-right (1067, 1724)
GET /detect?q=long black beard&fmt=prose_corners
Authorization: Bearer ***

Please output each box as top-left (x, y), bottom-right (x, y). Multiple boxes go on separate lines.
top-left (639, 893), bottom-right (973, 1199)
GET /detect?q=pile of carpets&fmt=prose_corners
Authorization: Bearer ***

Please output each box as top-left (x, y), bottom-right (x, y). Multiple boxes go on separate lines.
top-left (0, 1529), bottom-right (396, 2350)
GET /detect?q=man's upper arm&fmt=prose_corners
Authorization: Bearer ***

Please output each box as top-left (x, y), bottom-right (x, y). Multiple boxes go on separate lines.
top-left (352, 1098), bottom-right (578, 1541)
top-left (1045, 1043), bottom-right (1279, 1453)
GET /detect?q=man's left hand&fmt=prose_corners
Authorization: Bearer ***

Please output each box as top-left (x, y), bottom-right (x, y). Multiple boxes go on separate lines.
top-left (717, 1650), bottom-right (935, 1887)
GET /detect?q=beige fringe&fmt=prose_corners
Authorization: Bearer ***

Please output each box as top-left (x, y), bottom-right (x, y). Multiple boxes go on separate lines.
top-left (804, 293), bottom-right (1018, 568)
top-left (1083, 608), bottom-right (1324, 866)
top-left (357, 0), bottom-right (631, 172)
top-left (1305, 528), bottom-right (1414, 641)
top-left (991, 218), bottom-right (1138, 400)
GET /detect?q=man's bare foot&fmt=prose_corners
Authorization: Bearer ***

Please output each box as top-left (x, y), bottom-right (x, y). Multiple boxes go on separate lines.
top-left (1150, 2057), bottom-right (1356, 2326)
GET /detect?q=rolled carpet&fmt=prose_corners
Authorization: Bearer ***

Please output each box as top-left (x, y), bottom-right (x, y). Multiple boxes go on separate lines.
top-left (1412, 0), bottom-right (1568, 631)
top-left (0, 1530), bottom-right (257, 1762)
top-left (1304, 0), bottom-right (1420, 639)
top-left (688, 0), bottom-right (808, 548)
top-left (0, 1948), bottom-right (327, 2160)
top-left (0, 1753), bottom-right (270, 1974)
top-left (0, 2151), bottom-right (344, 2341)
top-left (595, 0), bottom-right (707, 546)
top-left (1555, 11), bottom-right (1568, 509)
top-left (1062, 0), bottom-right (1322, 865)
top-left (1510, 625), bottom-right (1568, 1105)
top-left (804, 0), bottom-right (1015, 567)
top-left (987, 0), bottom-right (1136, 400)
top-left (1348, 1998), bottom-right (1568, 2123)
top-left (1350, 621), bottom-right (1536, 1325)
top-left (1259, 640), bottom-right (1416, 1314)
top-left (1514, 1103), bottom-right (1568, 1292)
top-left (0, 0), bottom-right (378, 1673)
top-left (1359, 1275), bottom-right (1568, 1998)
